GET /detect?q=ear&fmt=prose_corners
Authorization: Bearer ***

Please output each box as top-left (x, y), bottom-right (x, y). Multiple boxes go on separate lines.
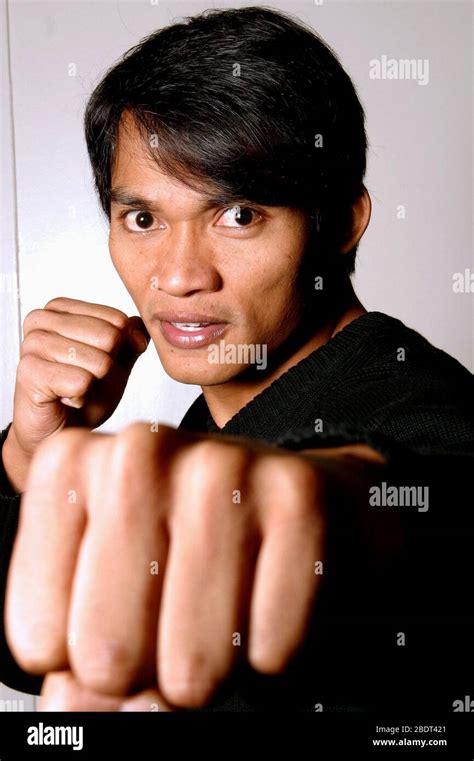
top-left (339, 186), bottom-right (372, 255)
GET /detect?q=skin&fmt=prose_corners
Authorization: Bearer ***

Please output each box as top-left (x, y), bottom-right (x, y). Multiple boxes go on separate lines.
top-left (108, 112), bottom-right (370, 426)
top-left (2, 113), bottom-right (393, 711)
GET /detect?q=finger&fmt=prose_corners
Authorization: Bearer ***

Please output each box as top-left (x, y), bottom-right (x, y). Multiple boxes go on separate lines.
top-left (44, 297), bottom-right (129, 329)
top-left (120, 688), bottom-right (173, 712)
top-left (5, 429), bottom-right (102, 674)
top-left (122, 314), bottom-right (149, 345)
top-left (21, 331), bottom-right (114, 380)
top-left (157, 440), bottom-right (258, 708)
top-left (23, 310), bottom-right (124, 355)
top-left (39, 670), bottom-right (173, 712)
top-left (114, 316), bottom-right (150, 373)
top-left (67, 424), bottom-right (173, 697)
top-left (44, 299), bottom-right (150, 355)
top-left (39, 671), bottom-right (123, 711)
top-left (247, 457), bottom-right (324, 673)
top-left (17, 353), bottom-right (96, 406)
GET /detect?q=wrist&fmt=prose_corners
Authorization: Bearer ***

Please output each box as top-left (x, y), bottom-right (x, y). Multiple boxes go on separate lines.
top-left (2, 425), bottom-right (32, 494)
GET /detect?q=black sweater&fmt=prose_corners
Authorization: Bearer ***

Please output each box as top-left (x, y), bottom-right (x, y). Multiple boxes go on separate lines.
top-left (1, 311), bottom-right (473, 711)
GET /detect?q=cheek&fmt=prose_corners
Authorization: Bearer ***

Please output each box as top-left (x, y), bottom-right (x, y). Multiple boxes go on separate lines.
top-left (252, 224), bottom-right (306, 289)
top-left (236, 248), bottom-right (304, 336)
top-left (109, 235), bottom-right (147, 297)
top-left (260, 278), bottom-right (302, 336)
top-left (256, 233), bottom-right (304, 291)
top-left (108, 232), bottom-right (126, 277)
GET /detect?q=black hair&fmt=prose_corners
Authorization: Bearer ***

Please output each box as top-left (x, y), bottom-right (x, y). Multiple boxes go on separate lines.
top-left (84, 6), bottom-right (368, 274)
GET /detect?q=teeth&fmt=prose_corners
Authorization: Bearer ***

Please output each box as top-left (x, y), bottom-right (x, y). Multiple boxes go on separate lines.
top-left (171, 322), bottom-right (210, 331)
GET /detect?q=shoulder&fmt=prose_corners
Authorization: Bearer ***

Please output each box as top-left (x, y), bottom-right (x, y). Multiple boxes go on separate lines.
top-left (337, 311), bottom-right (472, 388)
top-left (316, 312), bottom-right (473, 454)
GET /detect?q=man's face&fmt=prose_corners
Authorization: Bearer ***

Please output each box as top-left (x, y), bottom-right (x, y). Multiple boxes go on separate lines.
top-left (109, 114), bottom-right (311, 385)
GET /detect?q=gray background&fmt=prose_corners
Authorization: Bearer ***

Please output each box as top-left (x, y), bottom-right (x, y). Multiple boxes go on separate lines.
top-left (1, 0), bottom-right (472, 708)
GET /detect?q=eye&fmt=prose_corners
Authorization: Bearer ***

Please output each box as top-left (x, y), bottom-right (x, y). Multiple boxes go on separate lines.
top-left (121, 210), bottom-right (165, 233)
top-left (215, 206), bottom-right (261, 228)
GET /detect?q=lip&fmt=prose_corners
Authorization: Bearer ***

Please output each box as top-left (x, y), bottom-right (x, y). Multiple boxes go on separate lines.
top-left (152, 311), bottom-right (230, 350)
top-left (153, 312), bottom-right (229, 324)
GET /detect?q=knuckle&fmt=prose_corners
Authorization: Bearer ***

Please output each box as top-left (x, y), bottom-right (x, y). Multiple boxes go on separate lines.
top-left (15, 429), bottom-right (89, 524)
top-left (92, 350), bottom-right (113, 379)
top-left (107, 423), bottom-right (154, 515)
top-left (23, 308), bottom-right (44, 335)
top-left (184, 440), bottom-right (223, 494)
top-left (160, 659), bottom-right (215, 708)
top-left (32, 428), bottom-right (90, 475)
top-left (66, 366), bottom-right (94, 397)
top-left (191, 438), bottom-right (225, 468)
top-left (111, 311), bottom-right (129, 330)
top-left (285, 454), bottom-right (321, 492)
top-left (17, 353), bottom-right (38, 383)
top-left (264, 454), bottom-right (321, 517)
top-left (147, 422), bottom-right (180, 452)
top-left (72, 642), bottom-right (135, 696)
top-left (44, 296), bottom-right (67, 310)
top-left (115, 422), bottom-right (151, 455)
top-left (20, 328), bottom-right (48, 356)
top-left (76, 364), bottom-right (95, 385)
top-left (100, 324), bottom-right (122, 354)
top-left (171, 440), bottom-right (238, 528)
top-left (200, 437), bottom-right (224, 458)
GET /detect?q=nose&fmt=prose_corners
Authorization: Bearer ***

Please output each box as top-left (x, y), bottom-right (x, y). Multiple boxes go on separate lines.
top-left (154, 223), bottom-right (222, 298)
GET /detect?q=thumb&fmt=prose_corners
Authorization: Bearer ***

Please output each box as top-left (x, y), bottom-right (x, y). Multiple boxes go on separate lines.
top-left (116, 316), bottom-right (150, 371)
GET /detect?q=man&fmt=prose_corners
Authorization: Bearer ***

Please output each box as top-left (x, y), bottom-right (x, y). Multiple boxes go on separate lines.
top-left (1, 7), bottom-right (473, 712)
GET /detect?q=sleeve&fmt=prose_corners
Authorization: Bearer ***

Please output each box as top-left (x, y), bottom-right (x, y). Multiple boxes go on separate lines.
top-left (0, 425), bottom-right (44, 696)
top-left (261, 424), bottom-right (474, 713)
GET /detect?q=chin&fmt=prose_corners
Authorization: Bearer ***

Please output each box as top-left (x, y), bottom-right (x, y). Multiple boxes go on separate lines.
top-left (163, 363), bottom-right (250, 386)
top-left (153, 344), bottom-right (251, 386)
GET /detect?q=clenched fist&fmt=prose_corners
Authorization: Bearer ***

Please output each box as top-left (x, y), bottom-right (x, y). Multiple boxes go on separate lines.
top-left (6, 423), bottom-right (334, 708)
top-left (2, 298), bottom-right (149, 492)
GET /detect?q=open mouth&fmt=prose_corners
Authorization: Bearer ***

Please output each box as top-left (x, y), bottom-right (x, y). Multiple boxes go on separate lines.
top-left (170, 322), bottom-right (210, 331)
top-left (159, 320), bottom-right (229, 348)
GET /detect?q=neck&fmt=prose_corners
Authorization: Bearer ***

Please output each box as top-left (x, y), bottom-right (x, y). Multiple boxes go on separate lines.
top-left (202, 278), bottom-right (366, 429)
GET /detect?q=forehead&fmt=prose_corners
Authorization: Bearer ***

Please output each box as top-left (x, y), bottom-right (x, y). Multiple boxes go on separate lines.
top-left (111, 110), bottom-right (221, 204)
top-left (112, 111), bottom-right (159, 179)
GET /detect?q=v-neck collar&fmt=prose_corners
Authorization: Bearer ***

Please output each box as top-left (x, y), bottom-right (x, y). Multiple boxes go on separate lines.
top-left (179, 311), bottom-right (397, 441)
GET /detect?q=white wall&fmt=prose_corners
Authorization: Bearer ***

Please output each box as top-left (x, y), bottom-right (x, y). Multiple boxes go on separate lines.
top-left (1, 0), bottom-right (472, 706)
top-left (0, 0), bottom-right (35, 711)
top-left (1, 0), bottom-right (21, 428)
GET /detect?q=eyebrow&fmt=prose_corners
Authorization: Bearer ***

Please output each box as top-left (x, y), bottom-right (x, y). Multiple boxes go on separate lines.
top-left (110, 186), bottom-right (250, 213)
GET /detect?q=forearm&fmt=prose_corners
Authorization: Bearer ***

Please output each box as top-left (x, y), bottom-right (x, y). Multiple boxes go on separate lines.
top-left (1, 425), bottom-right (31, 495)
top-left (0, 493), bottom-right (43, 695)
top-left (265, 447), bottom-right (474, 712)
top-left (297, 443), bottom-right (474, 615)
